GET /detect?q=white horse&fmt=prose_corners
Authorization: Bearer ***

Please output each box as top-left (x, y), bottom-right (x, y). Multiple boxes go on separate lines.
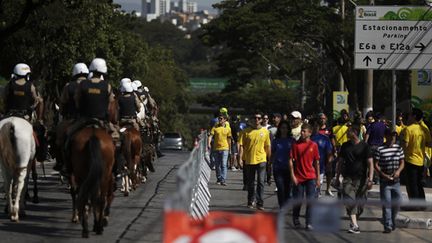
top-left (0, 117), bottom-right (36, 221)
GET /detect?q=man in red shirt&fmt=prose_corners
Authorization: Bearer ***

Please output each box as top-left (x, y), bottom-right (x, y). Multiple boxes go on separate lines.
top-left (289, 123), bottom-right (320, 230)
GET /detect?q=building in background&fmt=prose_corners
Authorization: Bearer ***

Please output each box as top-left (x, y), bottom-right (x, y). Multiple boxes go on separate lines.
top-left (186, 1), bottom-right (198, 13)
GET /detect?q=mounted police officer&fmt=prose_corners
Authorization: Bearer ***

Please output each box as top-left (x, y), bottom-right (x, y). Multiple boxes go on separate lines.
top-left (53, 63), bottom-right (89, 172)
top-left (2, 63), bottom-right (43, 121)
top-left (118, 79), bottom-right (141, 131)
top-left (59, 63), bottom-right (89, 120)
top-left (64, 58), bottom-right (119, 173)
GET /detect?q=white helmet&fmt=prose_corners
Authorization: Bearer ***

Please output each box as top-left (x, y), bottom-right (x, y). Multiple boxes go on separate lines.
top-left (13, 63), bottom-right (31, 77)
top-left (89, 58), bottom-right (107, 74)
top-left (120, 78), bottom-right (131, 92)
top-left (120, 78), bottom-right (132, 85)
top-left (121, 81), bottom-right (134, 93)
top-left (143, 86), bottom-right (149, 92)
top-left (131, 82), bottom-right (138, 91)
top-left (133, 80), bottom-right (142, 89)
top-left (72, 63), bottom-right (89, 76)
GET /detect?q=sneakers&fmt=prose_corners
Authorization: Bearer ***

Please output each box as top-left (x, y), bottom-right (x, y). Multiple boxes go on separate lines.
top-left (306, 224), bottom-right (314, 231)
top-left (220, 182), bottom-right (227, 186)
top-left (293, 219), bottom-right (302, 229)
top-left (231, 167), bottom-right (238, 171)
top-left (256, 205), bottom-right (264, 211)
top-left (216, 181), bottom-right (221, 185)
top-left (348, 224), bottom-right (360, 234)
top-left (247, 202), bottom-right (255, 209)
top-left (383, 227), bottom-right (392, 234)
top-left (325, 190), bottom-right (334, 197)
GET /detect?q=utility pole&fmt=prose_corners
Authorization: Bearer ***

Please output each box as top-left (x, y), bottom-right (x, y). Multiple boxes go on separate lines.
top-left (339, 0), bottom-right (345, 91)
top-left (363, 0), bottom-right (375, 116)
top-left (301, 69), bottom-right (306, 110)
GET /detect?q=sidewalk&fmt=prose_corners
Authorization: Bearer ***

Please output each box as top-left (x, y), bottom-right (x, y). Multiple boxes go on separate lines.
top-left (209, 168), bottom-right (432, 242)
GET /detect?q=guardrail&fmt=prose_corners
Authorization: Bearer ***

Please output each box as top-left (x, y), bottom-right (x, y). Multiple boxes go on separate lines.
top-left (165, 131), bottom-right (211, 219)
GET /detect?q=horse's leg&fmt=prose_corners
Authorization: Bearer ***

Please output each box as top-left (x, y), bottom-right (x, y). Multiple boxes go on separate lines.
top-left (31, 160), bottom-right (39, 203)
top-left (94, 198), bottom-right (104, 235)
top-left (70, 175), bottom-right (79, 223)
top-left (1, 165), bottom-right (12, 214)
top-left (80, 204), bottom-right (90, 238)
top-left (103, 175), bottom-right (114, 227)
top-left (11, 167), bottom-right (27, 222)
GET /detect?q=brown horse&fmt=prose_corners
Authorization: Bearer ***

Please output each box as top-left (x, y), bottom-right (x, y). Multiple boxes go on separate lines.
top-left (120, 125), bottom-right (142, 196)
top-left (69, 127), bottom-right (115, 238)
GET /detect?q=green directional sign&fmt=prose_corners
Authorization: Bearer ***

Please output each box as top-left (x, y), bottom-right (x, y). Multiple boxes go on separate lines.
top-left (189, 78), bottom-right (228, 93)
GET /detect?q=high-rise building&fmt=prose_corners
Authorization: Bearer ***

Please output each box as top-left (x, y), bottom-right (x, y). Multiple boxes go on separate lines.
top-left (160, 0), bottom-right (171, 15)
top-left (179, 0), bottom-right (188, 13)
top-left (186, 1), bottom-right (198, 13)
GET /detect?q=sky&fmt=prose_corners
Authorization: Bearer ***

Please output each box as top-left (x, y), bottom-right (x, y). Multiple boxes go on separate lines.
top-left (113, 0), bottom-right (220, 13)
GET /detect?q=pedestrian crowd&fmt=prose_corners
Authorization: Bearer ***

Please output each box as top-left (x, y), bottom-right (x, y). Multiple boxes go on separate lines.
top-left (206, 107), bottom-right (432, 234)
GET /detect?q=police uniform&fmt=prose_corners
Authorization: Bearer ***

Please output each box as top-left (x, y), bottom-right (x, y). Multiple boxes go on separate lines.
top-left (118, 91), bottom-right (141, 131)
top-left (3, 78), bottom-right (42, 120)
top-left (59, 77), bottom-right (86, 119)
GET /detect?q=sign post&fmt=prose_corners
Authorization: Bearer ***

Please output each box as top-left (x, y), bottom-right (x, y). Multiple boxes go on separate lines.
top-left (355, 6), bottom-right (432, 129)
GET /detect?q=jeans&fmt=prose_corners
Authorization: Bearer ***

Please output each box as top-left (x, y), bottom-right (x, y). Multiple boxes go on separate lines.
top-left (273, 168), bottom-right (291, 207)
top-left (244, 162), bottom-right (267, 206)
top-left (214, 150), bottom-right (229, 183)
top-left (380, 181), bottom-right (401, 230)
top-left (404, 162), bottom-right (425, 200)
top-left (292, 179), bottom-right (316, 224)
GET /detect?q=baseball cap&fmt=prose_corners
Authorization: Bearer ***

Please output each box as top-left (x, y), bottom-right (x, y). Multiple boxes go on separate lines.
top-left (290, 111), bottom-right (302, 119)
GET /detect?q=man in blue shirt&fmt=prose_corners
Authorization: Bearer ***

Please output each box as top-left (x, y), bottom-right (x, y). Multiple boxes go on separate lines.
top-left (311, 119), bottom-right (334, 196)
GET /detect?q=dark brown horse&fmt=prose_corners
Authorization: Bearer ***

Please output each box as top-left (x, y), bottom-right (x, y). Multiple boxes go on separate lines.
top-left (69, 127), bottom-right (115, 238)
top-left (120, 126), bottom-right (142, 196)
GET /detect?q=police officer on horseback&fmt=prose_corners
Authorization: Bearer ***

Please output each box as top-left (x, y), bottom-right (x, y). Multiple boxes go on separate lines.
top-left (2, 63), bottom-right (43, 121)
top-left (118, 79), bottom-right (141, 131)
top-left (60, 63), bottom-right (89, 119)
top-left (53, 63), bottom-right (89, 172)
top-left (70, 58), bottom-right (118, 139)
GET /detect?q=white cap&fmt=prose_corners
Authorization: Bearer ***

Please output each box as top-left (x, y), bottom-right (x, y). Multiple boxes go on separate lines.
top-left (72, 63), bottom-right (89, 76)
top-left (143, 86), bottom-right (149, 92)
top-left (121, 81), bottom-right (133, 93)
top-left (13, 63), bottom-right (31, 77)
top-left (133, 80), bottom-right (142, 88)
top-left (89, 58), bottom-right (107, 74)
top-left (290, 111), bottom-right (302, 119)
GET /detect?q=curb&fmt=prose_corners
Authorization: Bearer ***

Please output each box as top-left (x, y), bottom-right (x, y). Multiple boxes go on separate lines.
top-left (396, 214), bottom-right (432, 230)
top-left (368, 189), bottom-right (432, 230)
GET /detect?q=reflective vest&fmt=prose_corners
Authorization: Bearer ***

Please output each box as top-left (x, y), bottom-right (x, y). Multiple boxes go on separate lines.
top-left (6, 80), bottom-right (33, 112)
top-left (118, 93), bottom-right (136, 118)
top-left (78, 79), bottom-right (109, 119)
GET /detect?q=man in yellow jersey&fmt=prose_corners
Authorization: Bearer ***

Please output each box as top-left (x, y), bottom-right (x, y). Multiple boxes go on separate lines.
top-left (395, 113), bottom-right (405, 136)
top-left (239, 112), bottom-right (271, 210)
top-left (208, 114), bottom-right (232, 186)
top-left (400, 108), bottom-right (432, 201)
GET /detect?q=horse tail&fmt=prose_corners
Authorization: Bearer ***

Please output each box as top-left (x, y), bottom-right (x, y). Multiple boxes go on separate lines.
top-left (0, 122), bottom-right (17, 172)
top-left (79, 134), bottom-right (104, 204)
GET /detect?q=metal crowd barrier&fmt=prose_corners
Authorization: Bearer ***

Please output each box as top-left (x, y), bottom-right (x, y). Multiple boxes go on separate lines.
top-left (165, 131), bottom-right (211, 219)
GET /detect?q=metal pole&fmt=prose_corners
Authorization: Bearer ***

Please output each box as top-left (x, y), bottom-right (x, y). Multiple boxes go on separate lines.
top-left (392, 70), bottom-right (397, 131)
top-left (339, 0), bottom-right (345, 91)
top-left (301, 70), bottom-right (306, 110)
top-left (363, 70), bottom-right (373, 116)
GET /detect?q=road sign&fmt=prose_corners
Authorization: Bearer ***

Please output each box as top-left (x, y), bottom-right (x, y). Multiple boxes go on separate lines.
top-left (355, 6), bottom-right (432, 70)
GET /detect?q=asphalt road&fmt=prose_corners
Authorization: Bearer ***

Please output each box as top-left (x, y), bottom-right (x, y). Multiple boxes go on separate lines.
top-left (0, 150), bottom-right (189, 243)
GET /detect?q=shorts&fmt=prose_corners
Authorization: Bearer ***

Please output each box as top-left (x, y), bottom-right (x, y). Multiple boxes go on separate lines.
top-left (231, 142), bottom-right (238, 155)
top-left (342, 177), bottom-right (368, 216)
